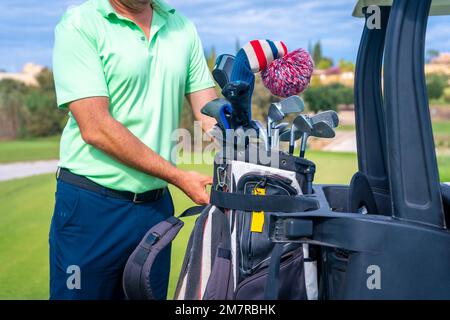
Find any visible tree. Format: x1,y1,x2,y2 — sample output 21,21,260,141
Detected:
426,74,447,100
338,59,355,72
426,49,440,63
444,87,450,103
19,68,68,137
307,41,313,55
206,46,216,70
303,83,353,113
312,41,322,65
0,79,29,139
316,58,333,70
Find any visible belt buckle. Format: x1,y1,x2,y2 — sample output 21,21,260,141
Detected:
133,194,145,204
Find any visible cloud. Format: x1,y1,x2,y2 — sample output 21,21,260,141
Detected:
1,0,450,71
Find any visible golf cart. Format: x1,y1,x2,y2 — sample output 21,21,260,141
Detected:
267,0,450,299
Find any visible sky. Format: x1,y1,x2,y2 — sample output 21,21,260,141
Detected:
1,0,450,72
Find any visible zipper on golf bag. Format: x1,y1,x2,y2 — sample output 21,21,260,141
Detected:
236,172,300,280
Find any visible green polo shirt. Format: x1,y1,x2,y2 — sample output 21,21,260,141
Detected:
53,0,215,193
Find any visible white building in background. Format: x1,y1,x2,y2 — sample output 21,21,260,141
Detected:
0,63,44,86
426,52,450,78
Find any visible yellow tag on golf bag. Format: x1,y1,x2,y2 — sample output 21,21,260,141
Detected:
251,188,266,233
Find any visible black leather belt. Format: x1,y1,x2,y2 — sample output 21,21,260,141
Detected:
56,168,167,204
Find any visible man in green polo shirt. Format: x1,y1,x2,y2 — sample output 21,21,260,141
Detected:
51,0,217,300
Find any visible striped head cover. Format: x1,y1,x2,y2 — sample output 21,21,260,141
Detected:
242,40,288,73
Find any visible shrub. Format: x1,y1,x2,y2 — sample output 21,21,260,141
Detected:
303,83,353,113
427,74,447,100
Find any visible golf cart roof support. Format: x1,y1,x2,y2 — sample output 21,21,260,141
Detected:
354,6,390,191
384,0,445,227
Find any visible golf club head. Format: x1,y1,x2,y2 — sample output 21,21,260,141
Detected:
287,115,313,154
293,114,313,134
274,122,289,132
274,96,305,115
280,128,303,142
201,98,233,130
268,104,285,124
213,54,235,89
268,95,306,138
271,125,291,150
311,110,339,128
311,120,336,139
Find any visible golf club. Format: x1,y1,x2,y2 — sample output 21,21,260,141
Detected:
310,110,339,128
213,54,235,89
289,114,313,154
272,123,291,150
300,119,336,158
201,98,233,131
222,81,252,129
252,120,269,151
267,96,305,148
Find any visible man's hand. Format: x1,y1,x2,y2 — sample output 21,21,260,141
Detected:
173,171,213,205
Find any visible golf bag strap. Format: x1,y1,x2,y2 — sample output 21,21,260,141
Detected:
179,206,207,218
210,189,318,213
264,243,284,300
123,206,205,300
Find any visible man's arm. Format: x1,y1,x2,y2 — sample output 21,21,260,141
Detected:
186,88,218,133
69,96,212,205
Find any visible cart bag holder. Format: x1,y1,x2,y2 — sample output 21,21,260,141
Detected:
123,150,319,300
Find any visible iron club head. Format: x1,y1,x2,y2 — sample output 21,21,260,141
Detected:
267,96,305,148
311,110,339,128
289,114,313,154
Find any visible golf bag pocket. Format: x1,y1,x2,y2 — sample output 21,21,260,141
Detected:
234,247,307,300
236,173,299,279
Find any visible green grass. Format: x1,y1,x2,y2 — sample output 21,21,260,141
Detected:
433,121,450,136
0,151,449,300
0,136,60,163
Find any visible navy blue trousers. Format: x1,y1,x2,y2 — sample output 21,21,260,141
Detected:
49,180,174,300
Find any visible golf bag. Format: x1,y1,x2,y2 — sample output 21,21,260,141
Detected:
123,148,319,300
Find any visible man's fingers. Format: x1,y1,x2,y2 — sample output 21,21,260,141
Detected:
195,192,210,205
205,176,213,185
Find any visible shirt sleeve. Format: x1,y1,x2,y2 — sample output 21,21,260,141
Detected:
184,23,215,94
53,21,109,109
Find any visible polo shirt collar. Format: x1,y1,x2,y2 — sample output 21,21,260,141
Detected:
95,0,175,19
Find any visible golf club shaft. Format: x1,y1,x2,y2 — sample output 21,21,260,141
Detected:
300,132,308,158
272,129,280,149
289,129,296,154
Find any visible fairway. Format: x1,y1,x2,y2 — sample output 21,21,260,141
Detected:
0,136,60,164
0,151,449,299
